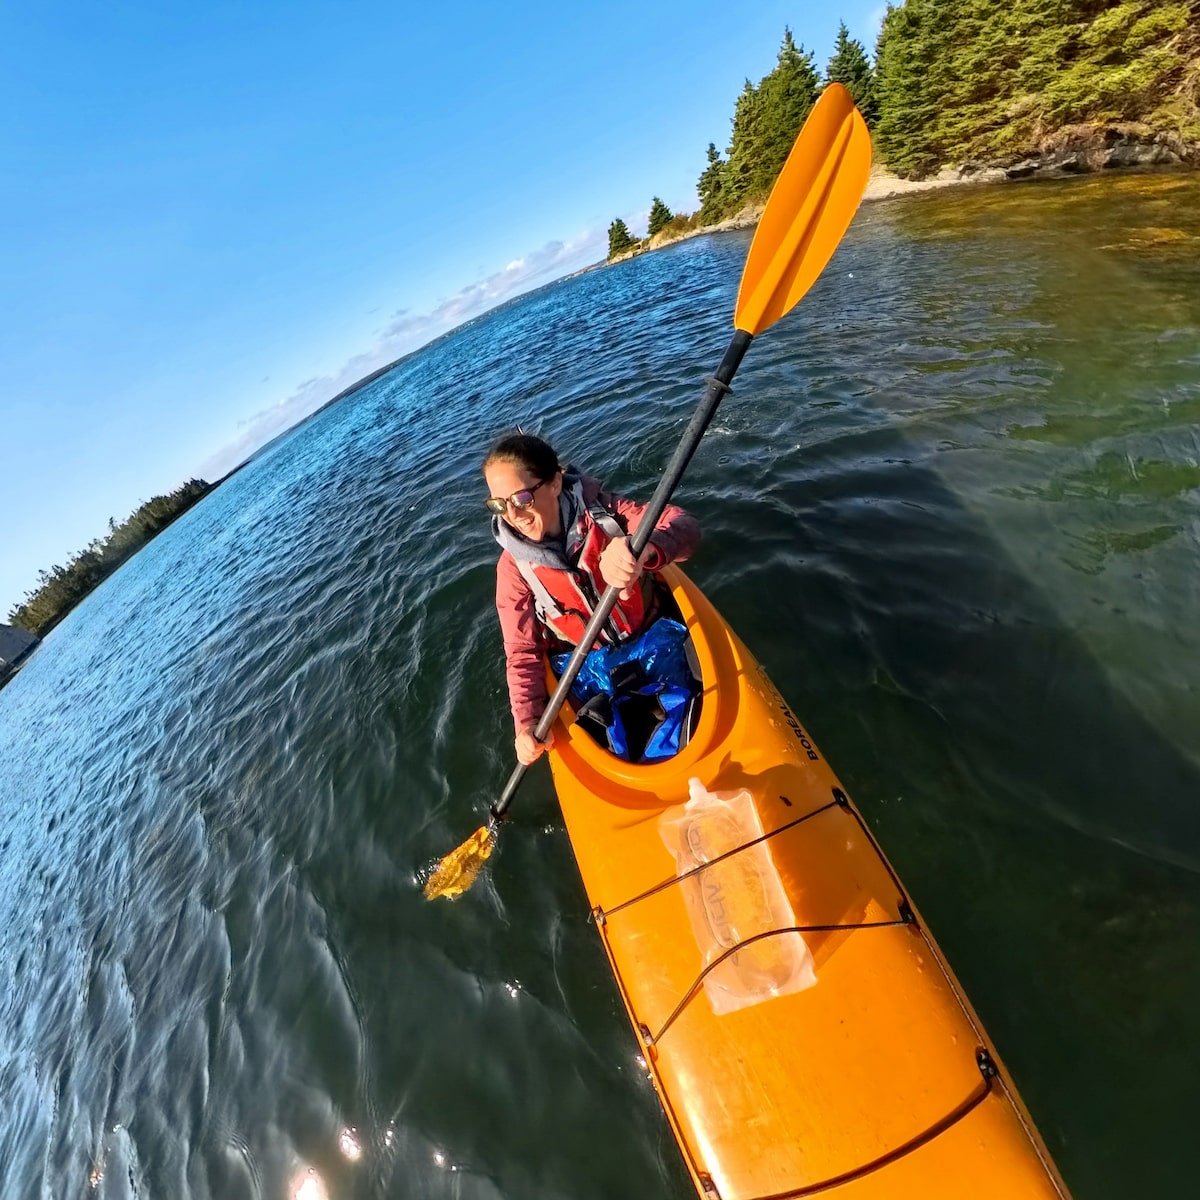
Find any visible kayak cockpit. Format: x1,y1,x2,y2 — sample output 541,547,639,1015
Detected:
549,566,741,809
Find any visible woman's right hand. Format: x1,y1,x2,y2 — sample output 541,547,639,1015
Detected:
515,724,554,765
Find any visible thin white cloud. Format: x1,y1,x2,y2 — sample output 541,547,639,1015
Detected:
196,228,607,480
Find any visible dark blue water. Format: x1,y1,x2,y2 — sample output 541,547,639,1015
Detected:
2,171,1198,1199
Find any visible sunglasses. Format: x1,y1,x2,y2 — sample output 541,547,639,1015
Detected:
484,476,550,515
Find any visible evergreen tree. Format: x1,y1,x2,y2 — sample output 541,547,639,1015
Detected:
874,1,942,177
696,142,728,223
747,30,822,198
647,196,675,236
826,21,879,127
723,78,765,213
872,0,1195,178
607,217,638,258
7,479,211,634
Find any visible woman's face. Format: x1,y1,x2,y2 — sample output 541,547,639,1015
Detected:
484,460,563,542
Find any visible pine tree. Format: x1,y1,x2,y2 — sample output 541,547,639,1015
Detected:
826,21,879,127
648,196,675,236
607,218,638,258
874,1,942,177
749,30,822,197
696,142,728,223
723,79,764,211
870,0,1197,177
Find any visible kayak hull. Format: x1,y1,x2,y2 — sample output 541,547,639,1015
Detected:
547,566,1070,1200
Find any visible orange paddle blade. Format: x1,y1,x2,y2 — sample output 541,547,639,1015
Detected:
735,83,872,335
424,825,496,900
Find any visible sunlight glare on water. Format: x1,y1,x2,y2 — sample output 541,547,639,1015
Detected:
291,1168,330,1200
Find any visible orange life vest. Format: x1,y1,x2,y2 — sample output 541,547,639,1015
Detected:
513,498,649,649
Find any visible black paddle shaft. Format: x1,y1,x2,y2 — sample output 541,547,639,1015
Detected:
489,327,754,823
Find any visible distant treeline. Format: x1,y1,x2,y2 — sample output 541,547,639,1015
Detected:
608,2,1199,256
8,479,212,636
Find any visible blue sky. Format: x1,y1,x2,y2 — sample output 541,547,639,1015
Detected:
1,1,884,616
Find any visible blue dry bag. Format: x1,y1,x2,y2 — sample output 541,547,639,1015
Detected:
550,618,700,763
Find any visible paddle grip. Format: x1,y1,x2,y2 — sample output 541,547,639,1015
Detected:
489,328,754,823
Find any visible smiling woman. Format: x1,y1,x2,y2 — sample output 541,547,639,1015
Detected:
481,430,701,766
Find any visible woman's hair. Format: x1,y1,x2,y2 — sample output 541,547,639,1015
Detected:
482,431,560,482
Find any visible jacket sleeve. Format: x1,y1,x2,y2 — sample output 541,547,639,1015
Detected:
592,479,701,572
495,551,549,732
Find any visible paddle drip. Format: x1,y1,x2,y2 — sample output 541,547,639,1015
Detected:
424,824,496,900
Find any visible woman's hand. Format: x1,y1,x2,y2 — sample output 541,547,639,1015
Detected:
598,537,654,599
515,724,554,765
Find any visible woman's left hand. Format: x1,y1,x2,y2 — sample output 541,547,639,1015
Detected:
599,537,653,599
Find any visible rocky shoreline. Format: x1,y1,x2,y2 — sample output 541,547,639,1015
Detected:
611,123,1198,263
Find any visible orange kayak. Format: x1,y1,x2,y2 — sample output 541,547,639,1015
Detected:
546,565,1071,1199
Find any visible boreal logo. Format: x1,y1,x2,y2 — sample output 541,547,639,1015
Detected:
757,664,819,762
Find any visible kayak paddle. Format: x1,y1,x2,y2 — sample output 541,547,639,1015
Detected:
424,82,871,901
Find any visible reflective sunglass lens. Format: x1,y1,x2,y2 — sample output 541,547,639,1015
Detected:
484,480,543,515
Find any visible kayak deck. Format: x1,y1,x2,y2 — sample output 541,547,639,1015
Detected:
547,567,1070,1199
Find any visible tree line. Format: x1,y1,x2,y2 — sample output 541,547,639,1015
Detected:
608,22,876,259
874,0,1197,177
8,479,212,636
608,2,1198,257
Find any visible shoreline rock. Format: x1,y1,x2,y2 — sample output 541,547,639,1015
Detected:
998,122,1195,180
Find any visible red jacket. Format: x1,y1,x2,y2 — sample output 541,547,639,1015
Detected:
494,471,700,732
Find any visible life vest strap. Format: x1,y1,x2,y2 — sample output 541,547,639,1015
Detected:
585,498,626,541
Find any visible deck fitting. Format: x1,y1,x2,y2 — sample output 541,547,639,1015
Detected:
977,1048,999,1079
